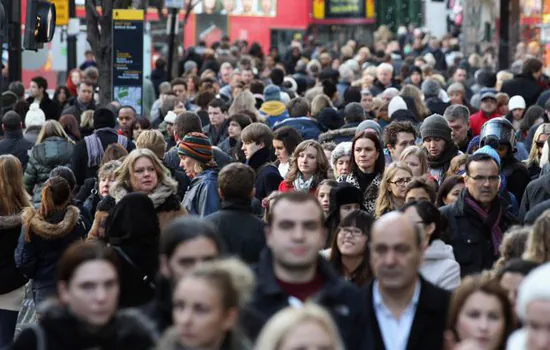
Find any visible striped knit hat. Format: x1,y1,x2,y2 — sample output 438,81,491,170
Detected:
177,132,216,166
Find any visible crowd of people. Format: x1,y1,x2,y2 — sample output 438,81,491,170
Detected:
0,25,550,349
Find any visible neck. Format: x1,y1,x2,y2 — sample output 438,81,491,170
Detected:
274,261,317,284
393,195,404,208
342,255,363,276
379,277,419,318
35,94,43,102
359,166,374,174
301,172,313,181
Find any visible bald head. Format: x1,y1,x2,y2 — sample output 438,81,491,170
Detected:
372,212,423,247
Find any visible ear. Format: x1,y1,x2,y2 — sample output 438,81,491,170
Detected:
250,188,256,199
57,281,69,304
425,222,436,237
218,188,224,200
222,307,239,331
159,254,171,279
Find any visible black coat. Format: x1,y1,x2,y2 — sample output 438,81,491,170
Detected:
162,160,189,201
246,148,282,201
361,276,451,350
0,130,34,169
440,191,518,276
0,214,28,294
206,197,266,264
61,98,96,123
425,97,450,116
502,157,530,204
519,173,550,221
501,73,544,108
26,95,60,121
524,198,550,224
140,278,173,334
245,249,365,350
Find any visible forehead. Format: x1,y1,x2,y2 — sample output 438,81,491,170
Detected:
173,236,219,258
119,108,135,116
71,260,117,284
134,156,154,167
299,146,318,154
355,137,375,148
372,218,416,246
272,200,322,223
396,132,415,140
392,169,411,179
468,160,499,175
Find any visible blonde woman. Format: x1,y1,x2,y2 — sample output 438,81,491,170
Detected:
375,162,413,217
311,94,333,118
79,109,95,137
523,210,550,263
254,304,345,350
400,84,430,120
400,145,429,177
279,140,329,193
24,120,75,206
228,90,261,122
525,123,550,179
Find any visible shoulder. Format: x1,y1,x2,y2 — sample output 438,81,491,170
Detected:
115,308,159,345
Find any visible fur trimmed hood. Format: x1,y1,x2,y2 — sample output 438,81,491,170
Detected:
110,176,178,208
0,214,23,230
22,206,80,241
318,126,357,144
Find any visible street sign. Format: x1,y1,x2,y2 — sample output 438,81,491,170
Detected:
165,0,184,9
50,0,68,26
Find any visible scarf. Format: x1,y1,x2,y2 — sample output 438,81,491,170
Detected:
427,142,459,169
293,174,315,192
84,128,128,167
464,192,503,255
110,178,178,208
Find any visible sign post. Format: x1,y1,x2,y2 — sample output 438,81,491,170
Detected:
112,9,144,116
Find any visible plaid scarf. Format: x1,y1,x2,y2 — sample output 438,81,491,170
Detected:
464,192,503,255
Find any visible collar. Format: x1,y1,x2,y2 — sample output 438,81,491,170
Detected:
373,279,421,312
221,197,252,212
247,147,271,170
3,129,23,139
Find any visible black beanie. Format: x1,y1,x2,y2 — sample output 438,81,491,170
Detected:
317,107,344,131
93,108,116,129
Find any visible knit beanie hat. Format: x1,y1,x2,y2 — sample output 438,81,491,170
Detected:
474,145,501,167
264,84,281,102
177,132,216,166
356,120,382,139
508,95,526,111
420,114,452,142
25,103,46,127
317,107,344,130
388,96,408,118
93,108,116,129
421,79,441,98
164,111,177,124
331,142,352,166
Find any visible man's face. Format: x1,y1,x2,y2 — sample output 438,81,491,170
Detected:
267,199,325,273
173,84,187,100
223,0,235,11
453,69,467,83
448,118,469,145
377,69,392,86
221,67,233,84
242,141,264,160
161,237,219,284
29,82,42,98
465,160,500,206
242,70,254,85
262,0,273,13
208,106,226,127
526,300,550,350
78,84,94,104
389,132,416,161
480,98,497,115
361,95,373,111
423,137,446,158
118,107,136,130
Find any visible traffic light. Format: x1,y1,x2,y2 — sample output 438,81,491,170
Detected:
24,0,56,51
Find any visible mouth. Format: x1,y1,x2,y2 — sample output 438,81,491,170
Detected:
289,247,308,255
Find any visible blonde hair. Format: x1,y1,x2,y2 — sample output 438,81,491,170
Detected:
447,154,468,177
399,145,428,175
400,84,430,120
493,225,530,271
254,304,345,350
136,130,167,159
114,148,171,192
80,110,94,129
98,160,122,181
523,210,550,263
525,123,550,168
284,140,329,186
375,162,413,218
229,90,258,118
310,94,333,118
0,155,31,215
496,71,514,91
36,120,75,144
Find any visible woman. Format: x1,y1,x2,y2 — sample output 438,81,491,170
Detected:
519,105,546,147
0,156,32,347
59,114,82,142
338,130,385,215
493,226,529,271
522,211,550,264
311,94,333,119
24,120,75,207
331,141,352,179
88,148,186,240
219,113,252,162
11,242,157,349
65,68,81,97
375,162,413,217
400,84,431,121
53,86,70,111
329,210,374,287
404,176,437,204
157,258,254,350
402,201,461,290
178,133,220,216
131,117,152,142
228,91,260,122
316,179,338,216
437,175,465,207
76,160,121,219
273,126,303,178
279,140,329,193
446,275,515,350
447,154,468,177
254,304,345,350
400,145,429,177
186,75,200,103
15,177,87,309
325,183,366,249
79,110,95,138
524,123,550,179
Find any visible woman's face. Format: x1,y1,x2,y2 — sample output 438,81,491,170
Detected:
99,176,115,198
405,188,431,203
298,146,319,177
388,169,413,199
273,139,289,164
179,155,199,178
411,72,422,85
133,124,144,140
335,155,351,177
174,101,186,116
71,71,81,85
279,320,335,350
354,138,378,173
58,89,68,103
536,133,549,157
130,157,159,194
173,277,236,349
456,291,506,350
317,185,332,214
187,78,196,92
227,121,242,139
404,155,423,177
340,203,360,219
444,183,465,205
337,225,367,257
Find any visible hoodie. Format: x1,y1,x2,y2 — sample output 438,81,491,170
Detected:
259,101,289,127
419,239,461,291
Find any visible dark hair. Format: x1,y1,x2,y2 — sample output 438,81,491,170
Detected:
329,210,374,287
249,80,265,95
465,153,499,175
53,86,70,103
273,126,303,157
8,81,25,98
521,57,544,75
383,121,416,148
101,143,129,165
49,166,77,192
171,78,188,90
174,111,203,139
119,105,137,116
31,76,48,91
195,91,216,110
269,68,285,85
343,86,362,104
322,80,337,99
13,101,30,122
160,217,224,259
350,130,385,179
287,97,310,118
228,113,252,130
405,177,436,203
497,258,540,279
155,57,166,70
78,80,95,89
437,175,464,207
59,114,82,140
131,117,152,132
219,163,255,199
267,191,324,226
208,98,228,113
37,177,72,222
344,102,365,123
520,105,546,132
2,111,22,131
400,201,445,244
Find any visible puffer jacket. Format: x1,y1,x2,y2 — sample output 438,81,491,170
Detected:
182,169,220,217
419,239,461,290
273,117,324,140
260,101,289,127
24,136,74,206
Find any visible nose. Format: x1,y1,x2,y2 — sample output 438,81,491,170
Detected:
383,249,398,266
179,159,185,168
94,286,108,303
241,143,246,151
290,226,306,242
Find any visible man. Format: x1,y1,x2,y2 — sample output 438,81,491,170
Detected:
171,78,194,111
363,212,450,350
469,91,501,136
241,68,255,85
247,192,364,349
117,106,137,138
206,163,265,264
273,97,323,140
79,50,97,70
219,62,233,86
501,57,545,108
259,85,290,127
372,63,400,95
8,81,25,101
361,89,375,117
441,153,518,276
422,78,450,116
26,76,60,120
497,258,540,308
448,66,473,101
384,121,417,163
202,98,229,146
0,111,34,168
420,114,459,184
150,57,167,98
444,104,472,153
319,102,365,144
62,80,96,122
520,171,550,221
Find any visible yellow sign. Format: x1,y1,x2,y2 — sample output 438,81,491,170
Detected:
113,9,145,21
313,0,325,19
51,0,69,26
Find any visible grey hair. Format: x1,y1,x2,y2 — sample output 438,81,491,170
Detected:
444,104,470,124
516,263,550,320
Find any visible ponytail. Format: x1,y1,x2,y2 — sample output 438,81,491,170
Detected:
39,182,56,219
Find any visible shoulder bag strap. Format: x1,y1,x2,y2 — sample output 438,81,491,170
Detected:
111,246,156,290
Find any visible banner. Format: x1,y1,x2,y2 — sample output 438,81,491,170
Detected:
194,0,277,17
313,0,374,20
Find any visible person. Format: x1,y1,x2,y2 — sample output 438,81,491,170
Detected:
441,153,518,276
15,177,87,309
375,162,413,217
470,91,501,136
446,275,515,350
400,145,429,177
72,108,135,186
246,192,364,349
444,104,472,153
371,62,400,95
278,140,329,193
272,126,303,178
10,242,158,350
62,80,96,121
402,201,461,290
26,76,60,120
202,98,229,147
422,78,450,115
260,85,290,127
363,212,451,349
241,123,283,201
328,209,374,287
338,130,385,215
522,210,550,264
330,141,352,179
0,155,32,347
524,123,550,179
437,175,465,207
157,258,254,350
75,160,120,220
506,95,527,130
131,117,152,141
59,114,82,142
404,176,437,203
496,258,540,309
24,103,46,144
447,153,468,176
316,179,338,215
206,163,266,264
178,133,220,216
421,113,460,184
104,193,159,308
0,111,33,168
218,113,252,162
319,102,365,144
383,121,417,163
117,105,137,139
24,120,75,207
253,304,346,350
501,57,545,108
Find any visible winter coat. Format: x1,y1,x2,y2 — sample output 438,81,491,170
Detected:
75,177,102,218
501,73,544,108
425,97,450,116
182,169,220,217
318,123,359,144
501,157,531,204
206,197,266,264
0,130,34,169
469,110,501,136
246,148,282,201
157,326,252,350
26,95,61,121
273,117,324,140
259,101,290,127
162,160,189,201
164,146,232,173
23,126,42,145
0,213,28,295
426,142,460,185
419,239,461,290
141,278,173,334
337,172,381,216
61,97,96,123
15,206,87,291
524,198,550,224
24,136,74,206
11,302,158,350
203,122,229,147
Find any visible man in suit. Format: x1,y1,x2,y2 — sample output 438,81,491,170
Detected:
364,212,451,350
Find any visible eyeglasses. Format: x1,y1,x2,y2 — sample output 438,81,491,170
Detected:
338,227,364,237
389,177,412,186
470,175,500,183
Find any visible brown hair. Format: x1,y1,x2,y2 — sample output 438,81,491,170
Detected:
447,154,468,177
404,176,437,203
267,191,324,226
59,114,82,140
241,122,273,146
284,140,329,186
523,210,550,263
100,144,129,166
136,130,166,159
493,226,530,271
350,130,385,177
36,120,75,144
375,162,413,217
218,163,256,200
0,155,32,215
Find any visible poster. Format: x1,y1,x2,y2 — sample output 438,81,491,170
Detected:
195,14,229,47
194,0,277,17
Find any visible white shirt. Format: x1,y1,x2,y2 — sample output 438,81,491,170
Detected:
278,162,290,178
373,279,421,350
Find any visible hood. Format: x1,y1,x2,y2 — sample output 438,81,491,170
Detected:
424,239,456,261
260,100,287,116
318,127,357,143
110,176,178,208
22,206,80,241
32,136,74,167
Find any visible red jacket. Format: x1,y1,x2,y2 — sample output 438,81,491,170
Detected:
469,110,501,136
278,180,317,194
